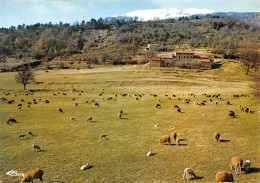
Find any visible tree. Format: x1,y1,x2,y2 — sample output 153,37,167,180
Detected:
240,48,260,75
15,67,34,90
143,50,156,63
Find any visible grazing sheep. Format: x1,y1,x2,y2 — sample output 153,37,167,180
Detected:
172,132,177,141
70,117,75,121
100,134,108,140
21,168,44,183
80,162,90,170
5,121,10,125
244,160,251,173
214,132,220,142
58,108,63,112
118,114,122,119
146,149,152,156
45,100,49,104
177,108,181,113
176,139,180,146
18,134,26,139
74,103,78,106
119,110,123,114
216,171,234,183
230,156,243,174
215,101,218,105
226,101,231,105
170,126,175,130
174,105,179,109
86,116,92,122
159,135,171,145
17,104,22,107
8,118,17,123
32,144,41,152
183,168,197,180
156,104,161,108
72,98,76,101
27,131,33,136
94,103,99,107
228,111,235,118
154,124,160,130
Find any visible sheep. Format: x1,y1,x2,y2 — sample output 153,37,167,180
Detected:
80,162,90,170
18,134,26,139
174,105,179,108
154,124,160,129
170,126,175,130
172,132,177,141
94,103,99,107
183,168,197,180
215,101,218,105
100,134,108,140
45,100,49,104
229,156,243,174
156,104,161,108
226,101,231,105
177,108,181,113
118,114,122,119
5,121,10,125
8,118,17,123
176,139,180,146
21,168,43,183
17,104,22,107
74,103,78,106
70,117,75,121
27,131,33,136
146,149,152,156
32,144,41,152
159,135,171,145
214,132,220,142
216,171,234,183
58,108,63,113
244,160,251,173
86,116,92,122
228,111,235,118
119,110,123,114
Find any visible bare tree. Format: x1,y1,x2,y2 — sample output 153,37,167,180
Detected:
143,50,156,63
15,67,34,90
240,48,260,75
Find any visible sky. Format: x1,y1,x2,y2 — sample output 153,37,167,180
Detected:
0,0,259,28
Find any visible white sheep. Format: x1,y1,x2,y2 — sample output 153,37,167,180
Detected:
183,168,197,180
154,124,160,129
176,139,180,146
146,149,152,156
80,162,90,170
70,117,75,121
244,160,251,173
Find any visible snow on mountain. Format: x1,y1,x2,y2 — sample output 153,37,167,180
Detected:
117,8,215,21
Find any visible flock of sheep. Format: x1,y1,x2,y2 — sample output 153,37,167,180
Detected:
1,90,256,182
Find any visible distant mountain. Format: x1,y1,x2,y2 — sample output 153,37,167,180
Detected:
245,12,260,25
105,8,257,21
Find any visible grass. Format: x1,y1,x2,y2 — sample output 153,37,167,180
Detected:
0,61,259,183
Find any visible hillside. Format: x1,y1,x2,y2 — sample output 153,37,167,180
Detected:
0,16,259,71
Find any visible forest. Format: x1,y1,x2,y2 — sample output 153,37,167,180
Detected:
0,16,259,65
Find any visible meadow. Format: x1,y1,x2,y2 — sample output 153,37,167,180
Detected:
0,60,259,183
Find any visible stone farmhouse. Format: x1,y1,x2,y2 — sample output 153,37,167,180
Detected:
150,50,214,69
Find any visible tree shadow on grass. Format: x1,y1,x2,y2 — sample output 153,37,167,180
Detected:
196,176,204,180
247,167,260,174
179,139,187,141
220,139,230,142
120,117,128,120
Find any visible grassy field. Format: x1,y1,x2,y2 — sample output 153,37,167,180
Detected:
0,60,259,183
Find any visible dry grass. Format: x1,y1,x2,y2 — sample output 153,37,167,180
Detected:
0,61,259,183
